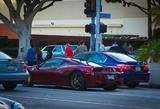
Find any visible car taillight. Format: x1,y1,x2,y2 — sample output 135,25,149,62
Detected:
24,66,27,70
117,64,133,70
88,66,94,71
143,66,149,70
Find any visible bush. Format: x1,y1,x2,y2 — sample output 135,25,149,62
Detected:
135,39,160,63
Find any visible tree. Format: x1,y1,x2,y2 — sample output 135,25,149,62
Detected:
0,0,61,59
151,4,160,28
105,0,160,39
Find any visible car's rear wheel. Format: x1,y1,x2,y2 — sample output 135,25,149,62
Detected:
23,73,34,87
126,82,139,88
2,82,17,90
103,83,117,91
70,71,85,90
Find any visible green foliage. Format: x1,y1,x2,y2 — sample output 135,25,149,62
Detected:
135,39,160,63
151,5,160,28
105,0,121,3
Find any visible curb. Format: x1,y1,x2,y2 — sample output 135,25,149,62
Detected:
138,83,160,89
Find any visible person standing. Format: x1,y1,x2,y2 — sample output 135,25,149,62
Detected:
26,43,36,66
127,43,133,54
78,42,87,53
100,41,105,52
112,42,119,47
122,42,128,52
75,42,81,55
81,42,87,52
44,47,53,61
35,47,43,65
65,43,73,57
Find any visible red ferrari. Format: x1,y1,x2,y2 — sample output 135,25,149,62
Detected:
25,57,123,91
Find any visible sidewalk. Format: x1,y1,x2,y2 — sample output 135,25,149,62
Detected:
138,82,160,89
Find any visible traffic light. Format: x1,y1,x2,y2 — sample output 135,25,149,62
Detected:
84,0,96,17
85,24,95,33
100,23,107,33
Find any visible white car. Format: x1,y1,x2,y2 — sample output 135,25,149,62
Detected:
41,45,77,59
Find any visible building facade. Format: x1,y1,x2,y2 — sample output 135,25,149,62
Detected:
0,0,148,40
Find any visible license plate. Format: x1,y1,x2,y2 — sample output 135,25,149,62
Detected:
107,75,114,80
7,65,17,72
135,67,141,71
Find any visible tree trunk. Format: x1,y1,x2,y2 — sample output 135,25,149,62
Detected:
17,24,31,60
148,0,152,40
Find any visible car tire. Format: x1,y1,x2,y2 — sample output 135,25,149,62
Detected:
103,83,117,91
70,71,85,90
2,82,17,90
23,73,34,87
126,82,139,88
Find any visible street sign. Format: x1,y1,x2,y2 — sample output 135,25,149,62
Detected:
100,13,111,19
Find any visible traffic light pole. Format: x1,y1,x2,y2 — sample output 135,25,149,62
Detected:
90,16,95,51
95,0,101,52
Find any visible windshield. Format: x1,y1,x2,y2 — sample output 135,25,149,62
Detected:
106,52,136,62
0,52,12,59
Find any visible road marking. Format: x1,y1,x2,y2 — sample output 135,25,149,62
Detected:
2,94,153,109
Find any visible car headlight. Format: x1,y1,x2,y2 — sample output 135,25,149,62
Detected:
14,103,25,109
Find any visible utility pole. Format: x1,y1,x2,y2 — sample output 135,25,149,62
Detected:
90,17,95,51
95,0,101,52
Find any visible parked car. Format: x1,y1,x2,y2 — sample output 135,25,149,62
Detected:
41,45,77,59
0,51,29,90
75,52,150,88
25,57,123,91
105,46,127,54
0,96,25,109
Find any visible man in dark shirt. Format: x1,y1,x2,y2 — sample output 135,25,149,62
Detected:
65,43,73,58
26,43,36,66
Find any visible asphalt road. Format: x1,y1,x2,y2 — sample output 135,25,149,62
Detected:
0,85,160,109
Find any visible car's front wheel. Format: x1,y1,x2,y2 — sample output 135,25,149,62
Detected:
2,82,17,90
70,71,85,90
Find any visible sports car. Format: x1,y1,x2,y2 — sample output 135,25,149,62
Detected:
25,57,123,91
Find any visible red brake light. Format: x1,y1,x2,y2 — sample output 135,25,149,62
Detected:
24,66,27,70
144,66,149,70
88,66,94,71
117,65,133,70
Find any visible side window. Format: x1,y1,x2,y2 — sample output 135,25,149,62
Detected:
41,59,67,68
87,54,102,63
75,54,87,60
100,55,107,63
53,46,61,52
